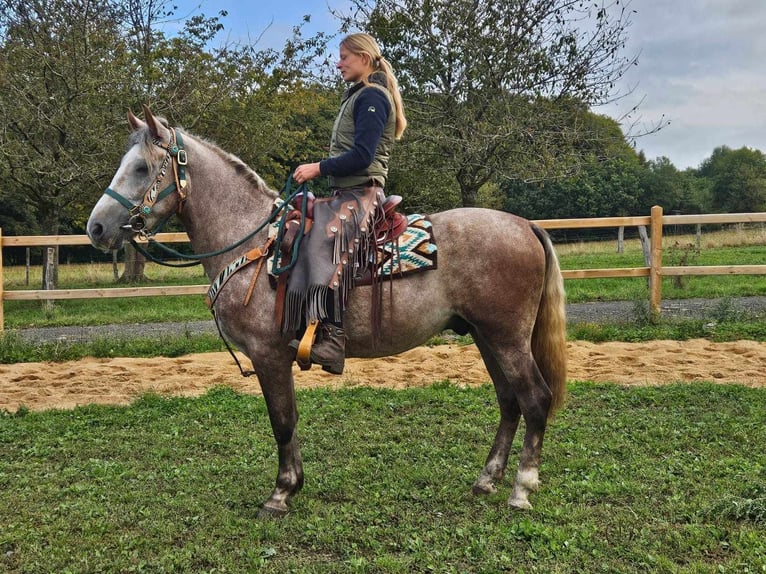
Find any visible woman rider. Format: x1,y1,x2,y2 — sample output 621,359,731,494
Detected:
289,32,407,374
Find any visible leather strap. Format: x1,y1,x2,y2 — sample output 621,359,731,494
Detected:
243,238,273,307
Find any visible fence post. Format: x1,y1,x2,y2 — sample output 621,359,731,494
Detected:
43,247,56,312
0,227,4,331
649,205,664,317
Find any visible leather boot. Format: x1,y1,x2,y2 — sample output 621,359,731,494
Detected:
289,324,346,375
310,324,346,374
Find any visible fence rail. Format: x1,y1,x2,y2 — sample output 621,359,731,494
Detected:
1,207,765,330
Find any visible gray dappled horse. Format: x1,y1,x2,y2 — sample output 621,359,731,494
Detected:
87,106,568,516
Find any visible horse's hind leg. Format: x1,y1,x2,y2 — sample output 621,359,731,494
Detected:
471,333,521,496
472,332,552,510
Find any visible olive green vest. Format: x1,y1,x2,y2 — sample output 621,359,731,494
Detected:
328,78,397,188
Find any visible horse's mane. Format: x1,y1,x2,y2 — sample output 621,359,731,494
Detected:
128,118,277,198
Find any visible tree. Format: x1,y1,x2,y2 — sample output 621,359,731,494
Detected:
0,0,130,236
338,0,639,207
0,0,133,288
698,146,766,213
505,153,644,221
503,111,645,221
636,156,703,214
0,0,334,284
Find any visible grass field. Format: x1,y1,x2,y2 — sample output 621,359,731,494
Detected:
1,382,765,573
1,229,764,572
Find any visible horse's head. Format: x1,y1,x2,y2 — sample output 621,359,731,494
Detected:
87,105,187,251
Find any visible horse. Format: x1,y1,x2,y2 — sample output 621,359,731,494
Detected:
87,105,567,516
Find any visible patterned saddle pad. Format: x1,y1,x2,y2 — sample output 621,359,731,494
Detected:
377,214,437,278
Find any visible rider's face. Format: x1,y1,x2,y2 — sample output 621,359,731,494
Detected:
336,46,371,83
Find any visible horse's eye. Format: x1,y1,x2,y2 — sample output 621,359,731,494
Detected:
136,162,149,175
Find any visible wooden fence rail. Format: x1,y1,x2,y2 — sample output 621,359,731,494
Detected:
1,207,765,331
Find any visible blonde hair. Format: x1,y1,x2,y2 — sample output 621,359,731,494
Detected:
340,33,407,139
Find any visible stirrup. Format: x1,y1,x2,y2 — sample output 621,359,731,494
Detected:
294,320,319,371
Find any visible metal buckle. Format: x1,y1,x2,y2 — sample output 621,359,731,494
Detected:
128,214,146,231
176,149,187,165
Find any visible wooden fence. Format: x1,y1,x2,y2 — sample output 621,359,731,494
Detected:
1,207,765,331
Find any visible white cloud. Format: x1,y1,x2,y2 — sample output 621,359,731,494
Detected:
601,0,766,168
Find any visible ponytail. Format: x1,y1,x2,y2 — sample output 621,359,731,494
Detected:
376,56,408,140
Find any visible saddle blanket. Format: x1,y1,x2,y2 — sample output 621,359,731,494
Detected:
377,214,437,278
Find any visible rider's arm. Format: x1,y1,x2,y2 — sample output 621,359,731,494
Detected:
319,87,391,177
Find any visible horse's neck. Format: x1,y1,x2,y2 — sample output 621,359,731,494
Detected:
179,139,277,279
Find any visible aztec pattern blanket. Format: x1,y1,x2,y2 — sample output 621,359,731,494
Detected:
378,214,437,278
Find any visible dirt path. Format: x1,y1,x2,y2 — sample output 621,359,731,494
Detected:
2,339,765,412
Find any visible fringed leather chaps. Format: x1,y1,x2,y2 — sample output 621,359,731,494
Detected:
282,186,385,334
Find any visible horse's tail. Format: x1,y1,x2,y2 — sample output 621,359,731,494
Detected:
530,224,567,416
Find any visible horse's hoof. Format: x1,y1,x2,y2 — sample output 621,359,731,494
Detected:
471,481,497,496
508,497,533,511
258,503,290,519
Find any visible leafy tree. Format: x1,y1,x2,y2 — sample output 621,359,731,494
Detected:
338,0,639,207
505,153,644,222
0,0,130,236
0,0,337,285
698,146,766,213
682,168,714,214
0,0,134,287
502,109,645,221
636,156,701,214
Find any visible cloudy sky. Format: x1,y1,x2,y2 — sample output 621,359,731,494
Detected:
172,0,766,170
603,0,766,169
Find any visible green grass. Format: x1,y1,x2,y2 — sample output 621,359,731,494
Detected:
2,261,210,329
569,319,766,343
1,383,765,572
3,295,210,329
2,315,764,364
2,260,208,290
0,331,227,363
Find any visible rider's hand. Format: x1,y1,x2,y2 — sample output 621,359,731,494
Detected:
294,162,321,184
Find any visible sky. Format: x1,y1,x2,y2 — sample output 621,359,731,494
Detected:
169,0,766,170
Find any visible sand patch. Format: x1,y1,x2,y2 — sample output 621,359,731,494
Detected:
1,339,764,412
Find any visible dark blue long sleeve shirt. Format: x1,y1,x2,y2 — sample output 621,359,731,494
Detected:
319,87,392,178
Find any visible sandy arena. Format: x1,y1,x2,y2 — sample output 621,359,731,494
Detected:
1,339,765,412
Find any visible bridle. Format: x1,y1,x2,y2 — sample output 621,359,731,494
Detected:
103,128,188,239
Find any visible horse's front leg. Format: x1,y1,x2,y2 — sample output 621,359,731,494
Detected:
255,361,304,517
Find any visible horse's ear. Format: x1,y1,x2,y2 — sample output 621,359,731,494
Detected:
127,109,145,132
142,104,170,141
